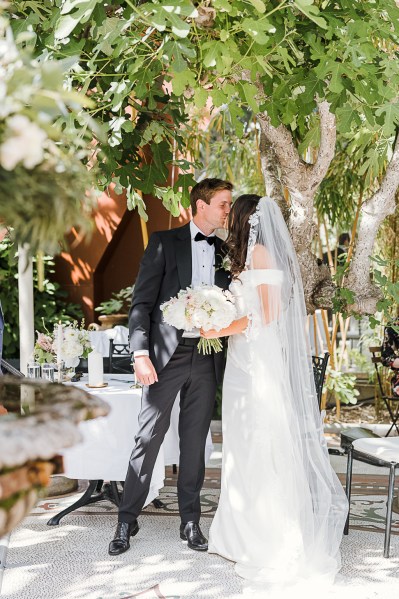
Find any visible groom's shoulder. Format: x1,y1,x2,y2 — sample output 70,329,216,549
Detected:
152,223,190,242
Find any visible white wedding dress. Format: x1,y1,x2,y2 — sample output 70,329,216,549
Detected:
208,199,348,596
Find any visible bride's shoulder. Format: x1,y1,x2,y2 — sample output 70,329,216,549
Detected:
251,244,273,269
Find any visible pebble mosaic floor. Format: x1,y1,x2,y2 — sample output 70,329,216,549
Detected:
2,433,399,598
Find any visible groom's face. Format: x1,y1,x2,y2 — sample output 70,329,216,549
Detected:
200,190,232,230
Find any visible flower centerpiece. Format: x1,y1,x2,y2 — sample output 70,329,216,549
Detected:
34,322,92,375
161,285,236,354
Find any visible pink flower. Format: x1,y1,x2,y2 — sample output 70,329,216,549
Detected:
36,332,53,352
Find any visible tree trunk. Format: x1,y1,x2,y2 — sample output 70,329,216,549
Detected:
257,102,336,313
258,130,289,221
346,134,399,313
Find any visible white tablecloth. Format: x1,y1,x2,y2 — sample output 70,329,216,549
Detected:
89,326,129,357
62,374,213,505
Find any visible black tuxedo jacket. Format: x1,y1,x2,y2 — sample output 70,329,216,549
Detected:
129,223,230,383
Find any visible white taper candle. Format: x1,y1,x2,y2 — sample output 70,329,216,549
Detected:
88,349,103,387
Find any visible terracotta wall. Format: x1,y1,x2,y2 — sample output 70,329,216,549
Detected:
54,186,189,325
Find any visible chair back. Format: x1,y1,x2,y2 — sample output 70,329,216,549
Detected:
312,352,330,409
369,345,391,398
109,340,132,374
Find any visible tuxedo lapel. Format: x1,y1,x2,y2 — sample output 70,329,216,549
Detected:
175,224,192,289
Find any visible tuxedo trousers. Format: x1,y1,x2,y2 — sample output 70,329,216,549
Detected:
118,342,217,524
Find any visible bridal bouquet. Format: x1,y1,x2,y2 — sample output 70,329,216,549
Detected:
161,285,236,354
34,322,92,368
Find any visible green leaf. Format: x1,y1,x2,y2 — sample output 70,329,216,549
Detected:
148,1,197,36
213,0,233,12
264,100,280,127
241,82,259,113
126,188,148,221
202,41,223,68
168,41,187,73
164,11,191,38
293,0,327,29
336,105,361,134
172,69,196,96
211,88,228,107
194,87,208,108
248,0,266,13
375,103,399,137
298,123,320,154
173,173,196,206
55,0,103,39
241,18,270,45
154,186,181,217
329,63,344,94
228,102,245,137
220,30,229,42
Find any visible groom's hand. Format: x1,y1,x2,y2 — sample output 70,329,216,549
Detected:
134,356,158,386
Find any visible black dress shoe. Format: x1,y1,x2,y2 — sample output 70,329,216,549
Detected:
180,521,208,551
108,520,139,556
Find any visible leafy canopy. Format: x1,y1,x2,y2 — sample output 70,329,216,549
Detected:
11,0,399,215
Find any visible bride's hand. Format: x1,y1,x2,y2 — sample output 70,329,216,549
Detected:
200,328,220,339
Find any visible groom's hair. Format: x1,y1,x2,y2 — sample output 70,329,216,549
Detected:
190,178,233,215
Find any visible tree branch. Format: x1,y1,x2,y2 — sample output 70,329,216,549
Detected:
258,129,289,221
257,115,308,192
346,133,399,313
242,71,337,313
309,101,336,191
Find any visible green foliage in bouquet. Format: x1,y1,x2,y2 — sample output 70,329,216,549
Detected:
0,235,82,359
0,9,99,254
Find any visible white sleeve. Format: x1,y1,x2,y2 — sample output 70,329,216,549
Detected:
248,269,284,287
134,350,149,358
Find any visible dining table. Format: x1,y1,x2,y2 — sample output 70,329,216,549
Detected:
48,373,213,525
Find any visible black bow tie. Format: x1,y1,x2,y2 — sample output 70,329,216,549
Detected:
194,232,215,245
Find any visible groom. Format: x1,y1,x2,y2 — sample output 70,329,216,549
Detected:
109,178,233,556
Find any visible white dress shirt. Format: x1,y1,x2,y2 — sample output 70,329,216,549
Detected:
182,221,215,338
134,221,215,357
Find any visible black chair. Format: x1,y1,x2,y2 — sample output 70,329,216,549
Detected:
311,352,342,458
342,345,399,557
109,340,132,374
369,345,399,436
344,434,399,557
312,352,330,410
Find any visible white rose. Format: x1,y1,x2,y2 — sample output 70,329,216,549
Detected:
162,300,191,330
0,115,47,170
192,307,212,328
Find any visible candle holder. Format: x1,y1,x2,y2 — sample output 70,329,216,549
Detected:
27,361,41,379
85,382,108,389
56,360,64,384
41,363,55,382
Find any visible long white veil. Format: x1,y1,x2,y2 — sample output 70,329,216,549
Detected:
240,196,348,586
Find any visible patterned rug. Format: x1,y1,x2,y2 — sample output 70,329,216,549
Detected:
32,486,219,518
31,479,399,539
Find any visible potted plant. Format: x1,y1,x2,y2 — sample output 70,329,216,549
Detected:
95,285,134,329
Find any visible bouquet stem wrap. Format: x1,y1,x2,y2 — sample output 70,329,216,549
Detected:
197,337,223,355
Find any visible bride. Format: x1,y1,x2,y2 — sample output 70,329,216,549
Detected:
201,195,348,593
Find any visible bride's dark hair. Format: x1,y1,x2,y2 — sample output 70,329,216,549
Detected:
225,194,261,278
